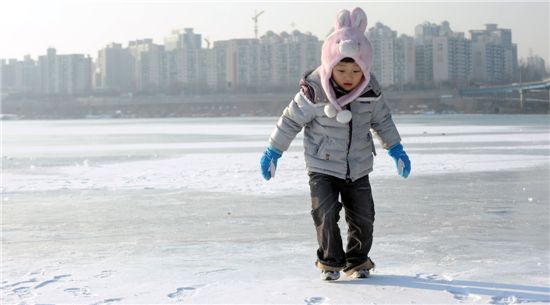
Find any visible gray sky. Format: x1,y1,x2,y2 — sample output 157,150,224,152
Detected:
1,0,548,64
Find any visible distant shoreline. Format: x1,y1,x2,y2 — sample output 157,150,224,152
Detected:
1,90,547,120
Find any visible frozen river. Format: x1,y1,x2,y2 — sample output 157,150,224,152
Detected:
1,115,549,304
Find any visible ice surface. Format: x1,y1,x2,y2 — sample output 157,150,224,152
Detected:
2,115,549,304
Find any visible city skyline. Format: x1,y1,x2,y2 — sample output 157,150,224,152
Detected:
1,1,548,64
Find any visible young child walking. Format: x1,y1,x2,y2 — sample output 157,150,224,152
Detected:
260,7,411,281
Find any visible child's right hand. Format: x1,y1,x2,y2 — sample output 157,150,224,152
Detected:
260,146,282,181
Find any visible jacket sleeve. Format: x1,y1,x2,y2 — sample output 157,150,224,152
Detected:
370,93,402,150
269,92,316,152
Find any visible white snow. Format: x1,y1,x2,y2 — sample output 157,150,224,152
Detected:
2,151,549,195
2,115,549,304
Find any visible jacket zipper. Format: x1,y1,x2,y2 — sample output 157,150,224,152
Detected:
345,105,352,182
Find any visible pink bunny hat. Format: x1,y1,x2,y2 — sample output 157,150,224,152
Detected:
320,7,374,114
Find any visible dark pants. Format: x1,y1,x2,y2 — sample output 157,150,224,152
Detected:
308,172,375,272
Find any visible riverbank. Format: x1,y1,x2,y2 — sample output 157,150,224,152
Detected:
1,90,548,120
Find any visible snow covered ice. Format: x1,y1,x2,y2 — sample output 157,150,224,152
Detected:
1,115,549,304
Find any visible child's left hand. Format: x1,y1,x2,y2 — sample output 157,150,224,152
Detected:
388,144,411,178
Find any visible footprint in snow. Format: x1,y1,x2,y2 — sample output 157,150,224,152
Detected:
446,288,471,301
95,270,114,278
491,295,521,305
416,273,438,280
305,296,327,305
11,286,32,298
2,278,38,289
168,287,197,299
34,274,71,289
64,287,92,297
91,298,124,305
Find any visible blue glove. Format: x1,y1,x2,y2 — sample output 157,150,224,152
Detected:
260,145,282,181
388,144,411,178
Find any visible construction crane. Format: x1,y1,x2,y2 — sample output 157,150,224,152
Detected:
252,10,264,39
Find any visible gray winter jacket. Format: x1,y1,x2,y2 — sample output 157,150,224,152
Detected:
269,67,402,181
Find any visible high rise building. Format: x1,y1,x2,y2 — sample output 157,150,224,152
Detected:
415,43,433,84
368,23,397,87
414,21,472,86
164,28,202,51
95,43,133,93
368,23,415,88
260,30,322,90
394,35,416,86
57,54,92,95
415,22,442,39
414,22,439,84
526,55,546,75
128,39,165,93
200,46,220,91
37,48,58,95
164,28,202,93
260,31,287,90
213,39,261,91
432,33,471,85
283,30,322,86
1,55,37,95
470,24,517,84
36,48,92,95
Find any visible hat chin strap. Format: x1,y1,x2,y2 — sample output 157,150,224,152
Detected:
321,69,370,125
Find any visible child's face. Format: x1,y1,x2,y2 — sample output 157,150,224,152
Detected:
331,62,364,91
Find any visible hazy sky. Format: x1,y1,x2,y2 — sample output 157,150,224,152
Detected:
1,0,548,64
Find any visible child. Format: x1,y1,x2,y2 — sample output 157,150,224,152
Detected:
260,7,411,281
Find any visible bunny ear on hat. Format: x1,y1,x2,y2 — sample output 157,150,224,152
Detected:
350,7,368,33
335,9,352,30
336,8,367,32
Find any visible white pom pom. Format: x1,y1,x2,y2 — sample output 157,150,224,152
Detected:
336,110,352,124
324,104,337,118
